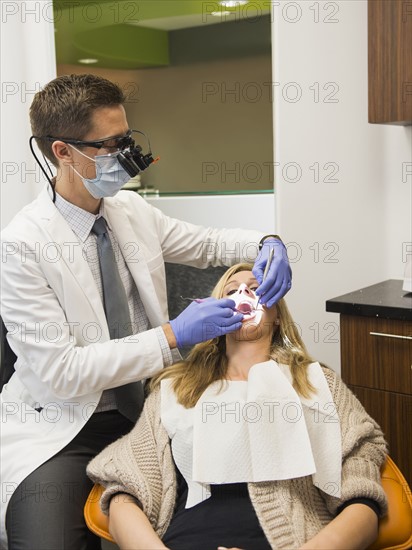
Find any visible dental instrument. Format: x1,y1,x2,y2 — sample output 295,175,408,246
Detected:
256,247,275,308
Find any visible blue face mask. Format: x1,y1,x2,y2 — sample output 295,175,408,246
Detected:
69,146,131,199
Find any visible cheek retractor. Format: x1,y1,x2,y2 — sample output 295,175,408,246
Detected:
231,284,264,325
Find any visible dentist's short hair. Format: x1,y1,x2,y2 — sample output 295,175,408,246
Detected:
30,74,125,167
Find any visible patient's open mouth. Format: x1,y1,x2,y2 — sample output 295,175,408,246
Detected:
236,301,254,315
230,285,262,325
235,301,259,322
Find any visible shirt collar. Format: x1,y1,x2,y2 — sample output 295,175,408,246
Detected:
52,189,110,242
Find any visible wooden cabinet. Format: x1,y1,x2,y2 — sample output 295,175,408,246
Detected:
340,316,412,394
368,0,412,125
340,314,412,485
326,280,412,486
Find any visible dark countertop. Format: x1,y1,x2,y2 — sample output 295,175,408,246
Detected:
326,279,412,321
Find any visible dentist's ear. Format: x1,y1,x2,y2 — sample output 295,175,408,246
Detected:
52,140,73,163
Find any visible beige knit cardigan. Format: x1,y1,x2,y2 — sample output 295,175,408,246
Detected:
87,366,388,549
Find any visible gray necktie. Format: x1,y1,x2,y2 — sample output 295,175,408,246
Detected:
91,217,144,422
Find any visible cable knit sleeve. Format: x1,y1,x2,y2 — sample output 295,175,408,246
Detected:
320,366,388,517
86,388,177,536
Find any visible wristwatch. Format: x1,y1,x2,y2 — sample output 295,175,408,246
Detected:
258,234,282,251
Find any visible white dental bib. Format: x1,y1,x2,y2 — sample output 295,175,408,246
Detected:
160,361,342,509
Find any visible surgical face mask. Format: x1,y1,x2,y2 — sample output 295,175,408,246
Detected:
69,145,131,199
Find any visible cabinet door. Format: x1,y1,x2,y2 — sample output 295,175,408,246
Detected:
349,385,412,487
368,0,412,124
340,315,412,394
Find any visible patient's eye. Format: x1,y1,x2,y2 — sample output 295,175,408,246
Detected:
226,289,237,296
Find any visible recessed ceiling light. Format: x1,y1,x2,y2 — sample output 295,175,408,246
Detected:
219,1,248,6
78,58,99,64
211,10,232,16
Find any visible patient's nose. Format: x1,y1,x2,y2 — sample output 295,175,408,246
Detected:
238,283,253,296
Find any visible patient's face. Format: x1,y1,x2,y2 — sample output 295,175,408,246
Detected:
222,270,278,340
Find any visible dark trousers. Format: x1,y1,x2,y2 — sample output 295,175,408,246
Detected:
5,411,133,550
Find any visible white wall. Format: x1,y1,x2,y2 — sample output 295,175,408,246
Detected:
0,1,56,229
382,128,412,280
145,193,275,233
272,0,412,372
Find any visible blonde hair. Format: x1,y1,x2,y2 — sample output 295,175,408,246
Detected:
151,263,315,407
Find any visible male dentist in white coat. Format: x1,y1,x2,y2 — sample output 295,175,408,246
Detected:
0,74,291,549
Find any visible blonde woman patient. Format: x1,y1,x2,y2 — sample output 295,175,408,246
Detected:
87,263,387,550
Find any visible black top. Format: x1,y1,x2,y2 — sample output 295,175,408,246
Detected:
162,468,271,550
161,468,381,550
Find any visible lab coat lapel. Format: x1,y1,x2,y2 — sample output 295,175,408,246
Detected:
36,188,108,329
104,199,165,327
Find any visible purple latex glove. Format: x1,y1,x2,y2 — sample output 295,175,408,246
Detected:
253,238,292,307
170,297,243,348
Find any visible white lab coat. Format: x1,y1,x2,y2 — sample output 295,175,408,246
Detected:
0,187,263,546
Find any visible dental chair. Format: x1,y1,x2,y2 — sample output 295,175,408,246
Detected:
165,263,226,356
85,455,412,549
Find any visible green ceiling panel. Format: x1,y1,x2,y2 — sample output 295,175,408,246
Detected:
53,0,271,69
73,25,169,69
53,0,269,24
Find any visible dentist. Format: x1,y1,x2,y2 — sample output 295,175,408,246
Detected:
0,74,291,549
